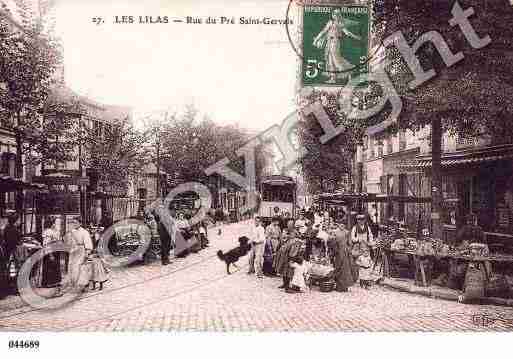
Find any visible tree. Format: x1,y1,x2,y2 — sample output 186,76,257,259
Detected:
373,0,513,139
298,86,373,194
158,104,269,193
82,119,147,193
0,0,82,210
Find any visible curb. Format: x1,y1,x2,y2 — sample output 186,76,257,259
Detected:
380,278,513,306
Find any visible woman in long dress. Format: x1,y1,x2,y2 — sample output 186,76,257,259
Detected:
313,9,362,84
41,217,62,288
66,218,93,291
332,226,357,292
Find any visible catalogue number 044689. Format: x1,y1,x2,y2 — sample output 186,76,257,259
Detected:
8,340,40,349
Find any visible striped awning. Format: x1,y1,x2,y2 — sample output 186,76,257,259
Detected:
397,146,513,171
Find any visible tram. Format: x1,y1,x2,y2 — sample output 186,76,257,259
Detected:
258,175,297,225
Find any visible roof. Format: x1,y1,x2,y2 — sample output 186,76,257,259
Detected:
50,85,132,124
261,175,295,186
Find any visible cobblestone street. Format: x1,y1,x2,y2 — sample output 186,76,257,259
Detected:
1,221,513,332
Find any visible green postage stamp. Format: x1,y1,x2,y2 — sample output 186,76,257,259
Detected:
302,5,370,86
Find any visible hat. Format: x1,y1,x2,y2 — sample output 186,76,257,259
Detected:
356,214,365,220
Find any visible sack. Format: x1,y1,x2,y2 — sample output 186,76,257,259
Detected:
486,274,510,298
309,263,334,277
464,265,486,300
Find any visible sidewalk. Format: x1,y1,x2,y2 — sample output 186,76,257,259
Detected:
0,220,251,315
380,277,513,307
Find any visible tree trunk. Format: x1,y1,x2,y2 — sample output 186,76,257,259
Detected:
15,131,24,215
431,117,443,240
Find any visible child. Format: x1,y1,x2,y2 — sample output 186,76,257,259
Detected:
89,252,109,291
289,257,310,293
356,248,373,290
199,221,209,249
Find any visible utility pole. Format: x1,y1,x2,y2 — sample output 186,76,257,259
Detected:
356,141,364,213
431,117,443,240
155,112,166,202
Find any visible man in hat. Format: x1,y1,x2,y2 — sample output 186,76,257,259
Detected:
349,214,375,261
295,213,308,237
2,214,21,266
248,217,266,278
303,220,319,261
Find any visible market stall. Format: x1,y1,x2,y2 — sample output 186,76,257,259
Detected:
1,176,48,291
376,227,513,302
315,190,513,302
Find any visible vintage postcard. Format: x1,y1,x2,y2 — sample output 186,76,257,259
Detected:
1,0,513,354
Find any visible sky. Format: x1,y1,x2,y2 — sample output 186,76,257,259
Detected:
50,0,301,132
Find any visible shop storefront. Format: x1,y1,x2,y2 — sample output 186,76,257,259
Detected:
32,173,90,237
398,143,513,252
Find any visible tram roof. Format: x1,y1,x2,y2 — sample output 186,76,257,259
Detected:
261,175,295,186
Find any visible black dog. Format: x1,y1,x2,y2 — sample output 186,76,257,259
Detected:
217,236,251,274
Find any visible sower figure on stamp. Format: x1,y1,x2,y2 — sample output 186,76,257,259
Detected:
313,9,362,84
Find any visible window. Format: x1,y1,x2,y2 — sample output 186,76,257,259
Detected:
387,136,393,154
399,130,406,151
380,176,387,194
387,175,395,195
377,140,383,157
1,152,10,175
398,174,407,221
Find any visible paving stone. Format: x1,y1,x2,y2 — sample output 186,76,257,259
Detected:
1,221,513,332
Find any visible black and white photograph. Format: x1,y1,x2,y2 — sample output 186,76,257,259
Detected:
1,0,513,357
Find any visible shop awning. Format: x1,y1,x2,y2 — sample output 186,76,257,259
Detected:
315,192,377,204
315,192,431,204
397,144,513,171
0,175,47,192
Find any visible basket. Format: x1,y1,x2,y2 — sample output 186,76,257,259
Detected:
319,280,336,292
486,274,510,298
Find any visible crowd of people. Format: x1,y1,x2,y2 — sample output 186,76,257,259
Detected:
0,213,109,299
2,204,383,300
147,207,214,265
245,209,383,293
